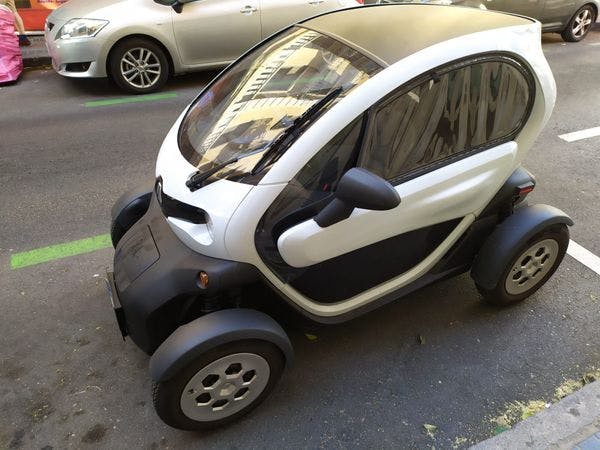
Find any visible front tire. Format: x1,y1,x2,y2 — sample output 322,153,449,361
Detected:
477,225,569,306
561,4,596,42
109,38,169,94
152,340,285,430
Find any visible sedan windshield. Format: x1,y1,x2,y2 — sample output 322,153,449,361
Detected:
178,26,381,185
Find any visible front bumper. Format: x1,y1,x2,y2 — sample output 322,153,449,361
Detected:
44,23,110,78
110,194,257,355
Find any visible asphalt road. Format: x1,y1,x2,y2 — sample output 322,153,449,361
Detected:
1,30,599,449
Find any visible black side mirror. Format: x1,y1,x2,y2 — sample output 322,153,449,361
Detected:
314,168,401,228
171,0,183,13
154,0,183,13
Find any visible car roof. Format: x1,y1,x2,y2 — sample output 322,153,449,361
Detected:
301,4,534,66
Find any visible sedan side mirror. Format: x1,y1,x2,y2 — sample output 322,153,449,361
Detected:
154,0,184,13
314,168,401,228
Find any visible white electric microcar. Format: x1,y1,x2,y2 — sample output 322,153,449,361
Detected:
107,4,573,430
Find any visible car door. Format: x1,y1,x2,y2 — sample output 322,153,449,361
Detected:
259,0,343,38
256,56,536,308
492,0,547,21
538,0,578,29
172,0,261,67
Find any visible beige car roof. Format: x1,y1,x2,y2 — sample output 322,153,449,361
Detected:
301,4,534,66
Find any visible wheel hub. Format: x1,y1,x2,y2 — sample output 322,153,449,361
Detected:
180,353,270,422
505,239,560,295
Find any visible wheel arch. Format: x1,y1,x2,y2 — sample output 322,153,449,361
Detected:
149,309,294,383
585,1,598,17
106,34,176,79
471,204,573,290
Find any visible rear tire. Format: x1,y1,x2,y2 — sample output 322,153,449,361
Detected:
477,225,569,306
109,38,169,94
561,4,596,42
152,340,285,430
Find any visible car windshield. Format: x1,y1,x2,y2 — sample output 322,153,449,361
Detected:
178,26,382,185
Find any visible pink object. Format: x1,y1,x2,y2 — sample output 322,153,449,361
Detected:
0,7,23,84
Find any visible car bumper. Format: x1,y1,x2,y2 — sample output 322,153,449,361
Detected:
110,194,257,355
44,26,110,78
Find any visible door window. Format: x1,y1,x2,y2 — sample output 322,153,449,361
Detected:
255,115,365,280
360,58,534,183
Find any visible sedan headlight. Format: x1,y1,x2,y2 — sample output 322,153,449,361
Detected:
56,18,108,40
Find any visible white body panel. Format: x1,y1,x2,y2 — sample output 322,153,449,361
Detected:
155,17,556,317
277,142,518,268
156,116,253,260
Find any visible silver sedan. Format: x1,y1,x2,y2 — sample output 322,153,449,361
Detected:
45,0,361,93
369,0,599,42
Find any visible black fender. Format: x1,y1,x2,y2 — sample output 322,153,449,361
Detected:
149,309,294,383
110,181,154,246
471,204,573,290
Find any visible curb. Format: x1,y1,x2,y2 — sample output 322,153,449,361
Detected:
21,33,51,69
471,381,600,450
23,56,52,69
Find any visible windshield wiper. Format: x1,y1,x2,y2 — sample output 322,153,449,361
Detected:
251,86,344,176
186,157,238,192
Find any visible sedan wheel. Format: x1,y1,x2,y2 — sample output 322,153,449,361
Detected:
109,38,169,94
120,48,162,90
561,5,596,42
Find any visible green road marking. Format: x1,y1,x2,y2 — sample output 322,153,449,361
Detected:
85,93,177,107
11,234,112,269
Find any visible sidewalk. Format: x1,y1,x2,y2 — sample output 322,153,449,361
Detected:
472,380,600,450
21,34,51,68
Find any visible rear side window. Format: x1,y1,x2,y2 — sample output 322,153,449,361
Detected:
360,58,534,182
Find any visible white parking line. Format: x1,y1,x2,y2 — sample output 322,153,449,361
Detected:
567,240,600,276
558,126,600,142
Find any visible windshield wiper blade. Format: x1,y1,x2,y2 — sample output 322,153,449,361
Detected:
251,86,344,176
186,157,238,192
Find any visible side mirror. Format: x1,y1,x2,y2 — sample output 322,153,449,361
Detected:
154,0,184,13
314,168,401,228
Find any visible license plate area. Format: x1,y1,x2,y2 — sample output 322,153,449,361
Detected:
105,271,128,339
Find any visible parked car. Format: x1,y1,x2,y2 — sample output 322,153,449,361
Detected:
368,0,598,42
44,0,362,94
106,4,572,430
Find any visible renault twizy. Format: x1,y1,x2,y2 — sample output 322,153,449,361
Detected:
107,4,573,430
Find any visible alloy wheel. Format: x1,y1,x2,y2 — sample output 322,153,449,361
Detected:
572,8,594,39
120,47,162,90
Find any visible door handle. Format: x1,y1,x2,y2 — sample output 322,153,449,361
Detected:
308,0,324,4
240,5,258,14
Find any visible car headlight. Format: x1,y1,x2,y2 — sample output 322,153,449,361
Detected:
56,18,108,40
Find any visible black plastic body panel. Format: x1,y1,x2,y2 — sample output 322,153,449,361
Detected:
471,204,573,290
149,308,293,382
113,194,258,354
290,218,460,302
111,181,154,228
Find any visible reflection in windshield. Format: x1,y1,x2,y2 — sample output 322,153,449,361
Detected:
179,27,381,184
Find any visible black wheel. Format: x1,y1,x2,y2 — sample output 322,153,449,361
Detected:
152,340,285,430
561,4,596,42
109,38,169,94
477,224,569,306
